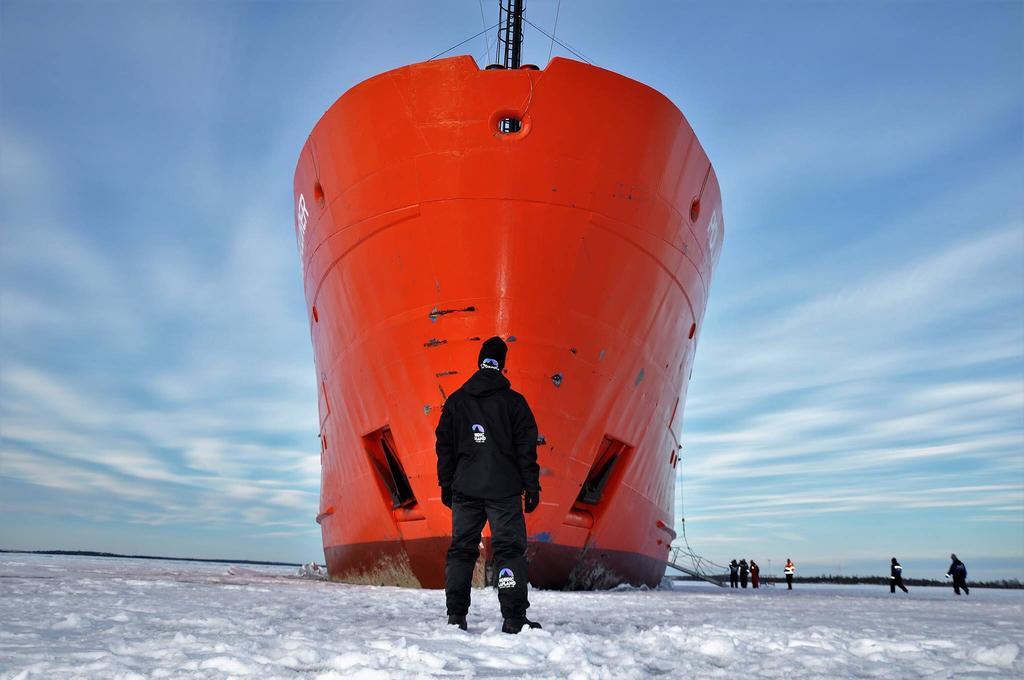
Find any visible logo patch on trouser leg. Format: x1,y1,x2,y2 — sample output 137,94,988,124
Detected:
497,567,517,589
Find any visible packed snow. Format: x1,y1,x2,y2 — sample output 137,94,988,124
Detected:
1,554,1021,678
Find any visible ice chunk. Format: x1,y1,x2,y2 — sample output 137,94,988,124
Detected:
297,562,327,579
52,613,82,630
698,635,737,667
199,656,252,674
973,644,1019,668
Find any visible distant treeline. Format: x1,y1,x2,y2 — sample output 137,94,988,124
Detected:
0,549,301,568
781,574,1024,589
673,574,1023,589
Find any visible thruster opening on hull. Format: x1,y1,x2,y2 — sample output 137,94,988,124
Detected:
576,437,631,506
363,427,417,509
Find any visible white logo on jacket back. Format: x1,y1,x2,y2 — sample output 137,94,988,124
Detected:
472,423,486,444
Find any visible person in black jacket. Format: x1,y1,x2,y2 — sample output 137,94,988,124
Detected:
947,554,969,595
729,559,739,588
436,336,542,634
739,559,749,588
890,557,908,593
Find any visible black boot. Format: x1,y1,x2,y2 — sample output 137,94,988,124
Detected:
502,617,542,634
447,614,467,631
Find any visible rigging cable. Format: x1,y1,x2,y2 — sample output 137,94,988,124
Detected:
522,16,593,64
477,0,493,64
428,23,501,61
546,0,561,64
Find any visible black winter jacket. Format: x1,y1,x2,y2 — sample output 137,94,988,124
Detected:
948,558,967,579
435,368,540,499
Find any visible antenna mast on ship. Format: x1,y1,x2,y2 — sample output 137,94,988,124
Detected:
496,0,525,69
492,0,526,134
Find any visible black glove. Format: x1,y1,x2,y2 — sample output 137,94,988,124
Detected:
524,490,540,513
441,486,452,509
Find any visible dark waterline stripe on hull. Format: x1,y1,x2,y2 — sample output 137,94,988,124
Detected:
324,538,667,590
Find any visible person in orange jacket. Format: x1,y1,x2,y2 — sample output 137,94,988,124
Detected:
784,558,795,590
750,560,760,589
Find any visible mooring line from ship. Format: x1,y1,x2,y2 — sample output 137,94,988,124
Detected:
519,68,536,120
674,453,729,584
428,23,501,61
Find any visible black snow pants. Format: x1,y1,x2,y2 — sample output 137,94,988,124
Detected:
730,573,738,588
953,576,969,595
890,576,908,593
786,574,793,590
446,493,529,619
740,572,748,588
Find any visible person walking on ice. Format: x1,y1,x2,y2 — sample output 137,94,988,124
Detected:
890,557,908,594
784,558,795,590
946,554,969,595
729,559,739,588
750,560,760,589
739,559,749,588
435,336,543,634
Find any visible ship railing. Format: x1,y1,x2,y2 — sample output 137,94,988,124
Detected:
666,544,728,587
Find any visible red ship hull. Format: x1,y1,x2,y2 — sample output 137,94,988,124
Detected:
293,56,723,589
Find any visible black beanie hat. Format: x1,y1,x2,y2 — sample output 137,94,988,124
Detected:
478,336,508,371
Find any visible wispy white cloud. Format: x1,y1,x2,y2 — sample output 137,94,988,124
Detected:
0,105,321,558
679,210,1023,563
722,83,1022,202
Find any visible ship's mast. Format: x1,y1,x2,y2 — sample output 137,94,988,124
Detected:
493,0,526,134
496,0,525,69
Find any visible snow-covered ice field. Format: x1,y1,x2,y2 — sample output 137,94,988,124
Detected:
1,554,1021,679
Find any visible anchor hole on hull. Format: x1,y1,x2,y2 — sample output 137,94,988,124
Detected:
490,109,530,137
363,427,417,509
498,117,522,134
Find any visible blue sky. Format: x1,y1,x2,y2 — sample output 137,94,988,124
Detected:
1,1,1021,580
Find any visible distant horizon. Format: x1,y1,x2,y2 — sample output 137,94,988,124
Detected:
4,547,1020,584
0,547,303,567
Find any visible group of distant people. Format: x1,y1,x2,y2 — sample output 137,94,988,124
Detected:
728,558,761,589
890,554,970,594
728,554,970,595
728,557,797,590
